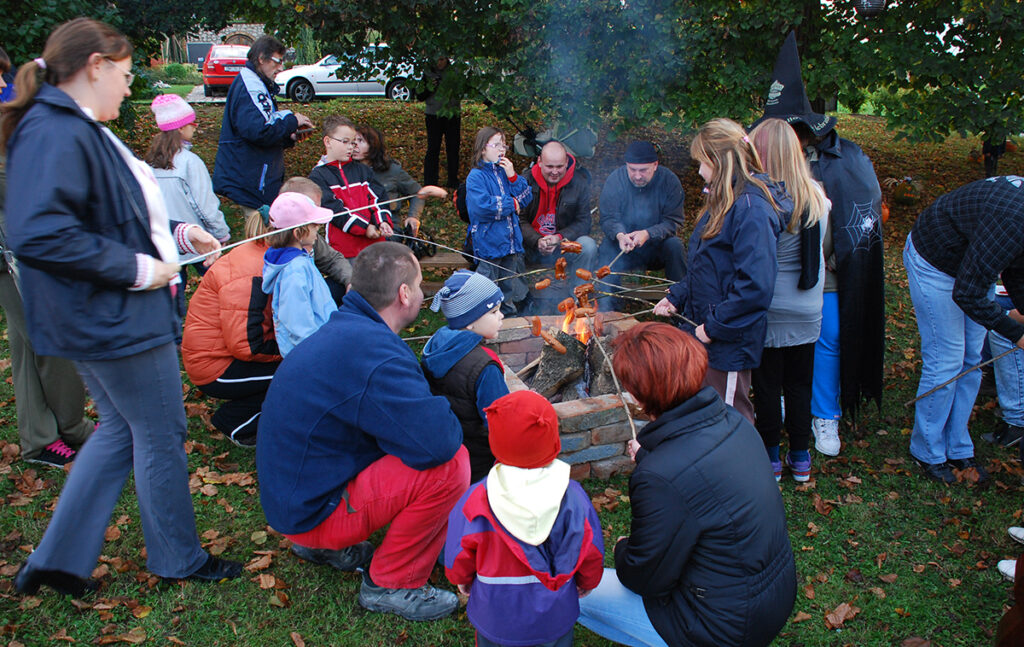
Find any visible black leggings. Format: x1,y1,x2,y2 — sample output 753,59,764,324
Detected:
751,343,815,451
197,359,279,438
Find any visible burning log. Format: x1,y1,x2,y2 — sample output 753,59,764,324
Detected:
531,331,587,398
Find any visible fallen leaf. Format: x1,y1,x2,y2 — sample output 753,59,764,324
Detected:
947,578,961,588
792,611,812,623
131,605,152,619
49,627,76,642
19,597,41,610
246,554,273,571
912,564,926,574
166,639,185,646
879,573,898,583
812,493,833,516
824,601,861,629
901,638,931,647
868,587,887,598
103,526,121,541
201,529,220,540
199,484,218,497
251,531,268,545
256,573,276,589
290,632,306,647
845,568,864,583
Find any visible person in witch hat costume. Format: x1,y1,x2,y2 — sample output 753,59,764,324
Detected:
751,31,884,459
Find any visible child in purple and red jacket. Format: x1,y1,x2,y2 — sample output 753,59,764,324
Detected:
445,390,604,647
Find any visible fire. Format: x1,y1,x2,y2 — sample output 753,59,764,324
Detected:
561,309,592,344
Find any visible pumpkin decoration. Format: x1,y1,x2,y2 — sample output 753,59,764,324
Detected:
881,200,890,224
883,176,923,206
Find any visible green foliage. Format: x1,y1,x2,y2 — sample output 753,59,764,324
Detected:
293,25,323,65
0,0,117,62
148,63,202,84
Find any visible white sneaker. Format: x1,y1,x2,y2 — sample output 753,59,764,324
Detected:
998,559,1017,582
812,417,841,456
1009,527,1024,546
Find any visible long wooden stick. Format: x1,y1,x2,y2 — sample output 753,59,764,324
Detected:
582,312,637,441
608,271,675,284
904,346,1019,407
190,193,422,262
607,248,626,270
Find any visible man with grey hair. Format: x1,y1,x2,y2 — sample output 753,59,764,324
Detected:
256,242,468,622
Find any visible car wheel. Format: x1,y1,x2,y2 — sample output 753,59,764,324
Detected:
289,79,315,103
204,84,212,97
386,79,411,102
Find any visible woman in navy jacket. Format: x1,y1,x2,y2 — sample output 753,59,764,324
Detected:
655,119,790,425
2,18,238,596
578,323,796,647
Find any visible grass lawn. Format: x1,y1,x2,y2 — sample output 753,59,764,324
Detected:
1,100,1023,646
159,85,197,99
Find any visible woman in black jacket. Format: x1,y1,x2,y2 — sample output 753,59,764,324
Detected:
3,18,238,597
578,322,796,646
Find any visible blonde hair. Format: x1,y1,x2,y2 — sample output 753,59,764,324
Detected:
750,118,827,233
690,118,776,240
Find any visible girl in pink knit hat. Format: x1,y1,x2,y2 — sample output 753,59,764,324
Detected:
145,94,230,316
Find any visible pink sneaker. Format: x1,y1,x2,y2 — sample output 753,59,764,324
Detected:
26,439,77,467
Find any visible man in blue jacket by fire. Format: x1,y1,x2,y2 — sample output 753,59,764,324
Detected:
256,242,469,622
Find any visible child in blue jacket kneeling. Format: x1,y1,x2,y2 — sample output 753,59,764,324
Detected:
445,390,604,647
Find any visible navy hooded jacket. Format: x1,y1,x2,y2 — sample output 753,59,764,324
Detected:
668,176,791,371
5,84,180,360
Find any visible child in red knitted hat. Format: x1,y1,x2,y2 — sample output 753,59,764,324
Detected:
444,390,604,647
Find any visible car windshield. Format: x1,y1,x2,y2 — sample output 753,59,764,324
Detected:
322,56,338,66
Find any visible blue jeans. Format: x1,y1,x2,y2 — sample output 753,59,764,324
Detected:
989,294,1024,427
810,291,841,420
596,236,685,310
25,343,207,578
904,235,987,465
577,568,669,647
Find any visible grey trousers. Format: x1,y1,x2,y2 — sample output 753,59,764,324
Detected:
0,271,92,458
26,342,207,579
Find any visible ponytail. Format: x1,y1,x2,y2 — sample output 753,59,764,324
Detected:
1,18,131,151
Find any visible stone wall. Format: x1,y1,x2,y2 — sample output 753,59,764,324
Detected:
487,314,643,481
190,23,266,46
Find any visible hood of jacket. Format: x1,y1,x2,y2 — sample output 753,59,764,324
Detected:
261,246,307,292
422,326,484,378
486,460,571,546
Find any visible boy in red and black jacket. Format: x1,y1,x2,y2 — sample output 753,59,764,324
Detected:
309,115,393,259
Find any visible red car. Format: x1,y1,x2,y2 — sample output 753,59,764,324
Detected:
202,45,250,97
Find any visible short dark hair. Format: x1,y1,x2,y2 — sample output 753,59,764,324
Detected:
0,47,10,75
356,124,390,173
350,242,418,310
248,35,285,66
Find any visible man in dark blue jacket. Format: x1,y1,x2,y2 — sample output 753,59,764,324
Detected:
598,141,685,307
213,35,312,214
257,242,469,622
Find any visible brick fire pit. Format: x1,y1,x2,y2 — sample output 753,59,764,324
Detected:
485,313,644,481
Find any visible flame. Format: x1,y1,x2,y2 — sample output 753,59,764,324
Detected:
561,308,591,344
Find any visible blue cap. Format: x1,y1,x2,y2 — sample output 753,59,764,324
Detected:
430,270,504,329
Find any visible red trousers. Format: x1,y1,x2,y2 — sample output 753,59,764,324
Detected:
286,446,470,589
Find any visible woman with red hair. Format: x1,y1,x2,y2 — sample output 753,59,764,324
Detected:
577,322,796,647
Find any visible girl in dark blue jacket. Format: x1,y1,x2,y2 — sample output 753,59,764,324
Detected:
465,126,533,315
655,118,790,425
2,18,240,597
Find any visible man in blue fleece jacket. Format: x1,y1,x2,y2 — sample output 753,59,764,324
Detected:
257,242,469,622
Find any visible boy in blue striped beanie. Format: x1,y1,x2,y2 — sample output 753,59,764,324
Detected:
422,271,509,482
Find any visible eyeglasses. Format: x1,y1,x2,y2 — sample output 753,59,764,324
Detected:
269,56,283,64
104,58,134,86
486,142,507,149
327,135,358,146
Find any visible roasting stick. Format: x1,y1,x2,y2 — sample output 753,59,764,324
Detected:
190,194,423,263
581,311,638,441
590,281,699,328
400,308,657,344
608,271,675,284
387,231,512,273
607,248,626,270
904,347,1019,407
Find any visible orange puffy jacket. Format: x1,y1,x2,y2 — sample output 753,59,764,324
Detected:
182,241,281,386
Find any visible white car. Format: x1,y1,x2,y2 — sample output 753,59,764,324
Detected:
274,48,412,103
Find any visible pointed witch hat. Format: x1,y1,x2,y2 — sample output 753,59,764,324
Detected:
751,31,836,137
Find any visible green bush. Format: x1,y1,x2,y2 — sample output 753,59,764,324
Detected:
148,63,203,84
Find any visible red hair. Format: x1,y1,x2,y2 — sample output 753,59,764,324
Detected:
612,322,708,417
